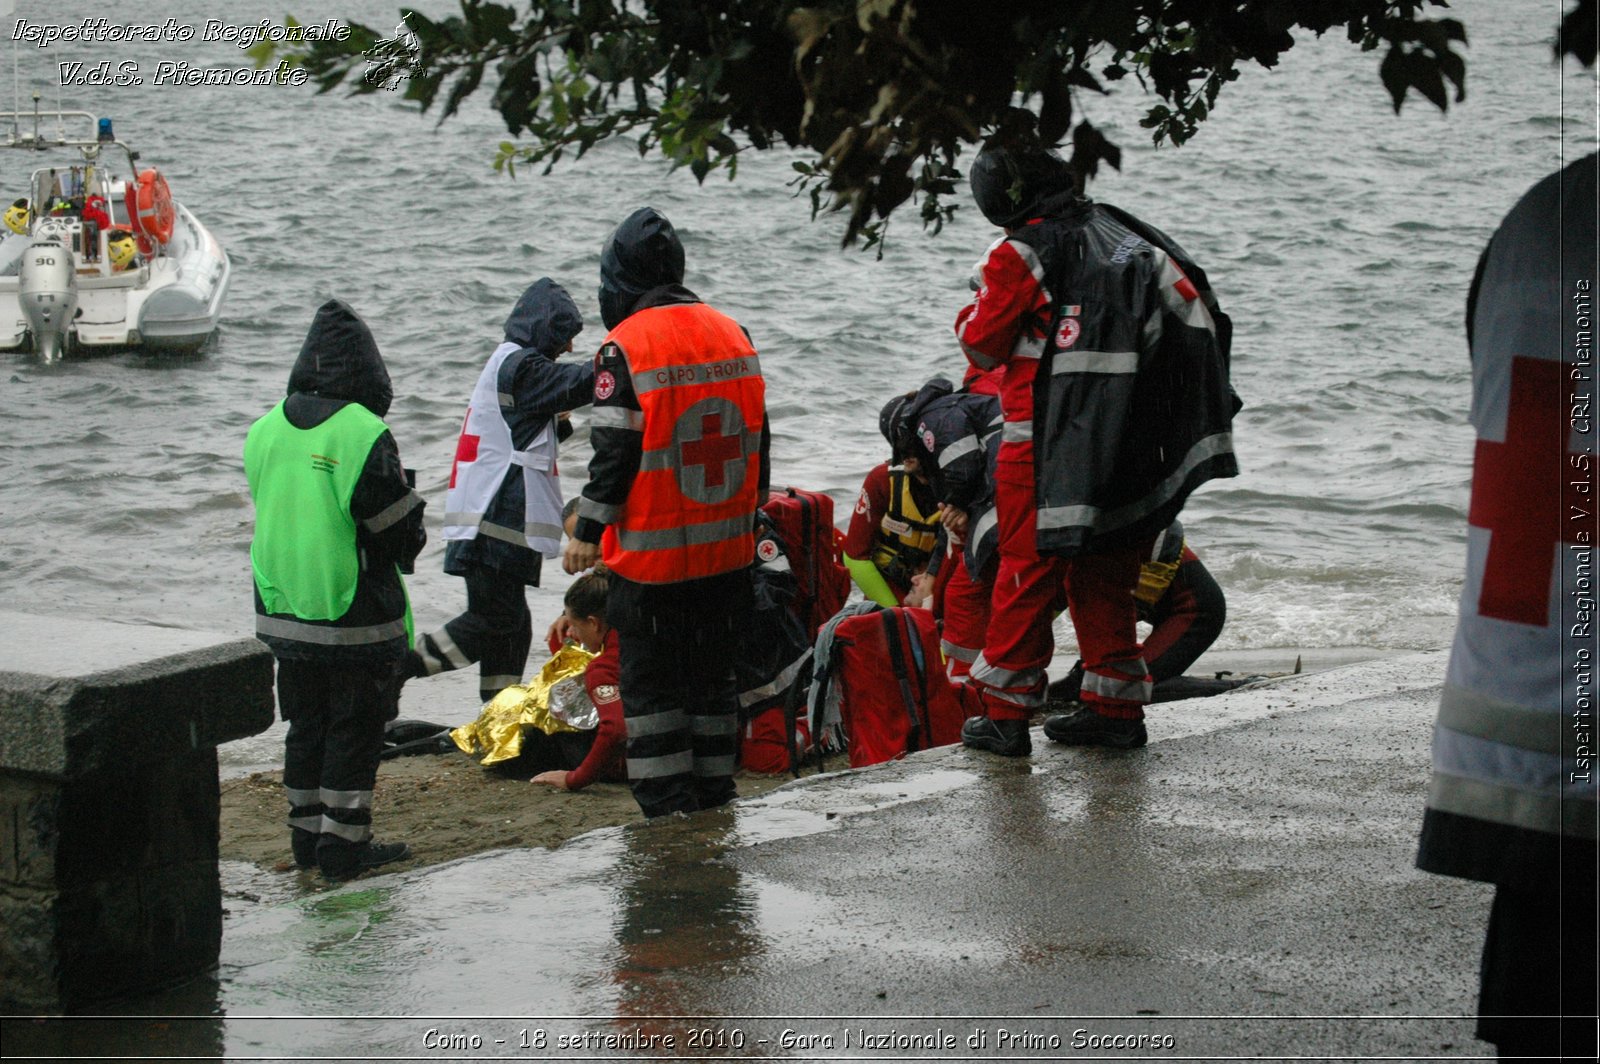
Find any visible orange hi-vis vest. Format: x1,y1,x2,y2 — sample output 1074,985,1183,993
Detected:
601,302,766,584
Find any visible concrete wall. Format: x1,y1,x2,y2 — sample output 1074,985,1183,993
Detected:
0,612,274,1013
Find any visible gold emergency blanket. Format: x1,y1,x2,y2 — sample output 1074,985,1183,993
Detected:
450,643,598,766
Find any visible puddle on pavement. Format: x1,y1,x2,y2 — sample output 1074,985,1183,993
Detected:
8,766,982,1057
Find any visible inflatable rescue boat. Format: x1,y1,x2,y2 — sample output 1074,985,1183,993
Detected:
0,105,229,362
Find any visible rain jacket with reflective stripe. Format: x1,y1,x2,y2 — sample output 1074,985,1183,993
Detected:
957,201,1239,556
443,277,591,584
899,378,1002,579
245,299,425,662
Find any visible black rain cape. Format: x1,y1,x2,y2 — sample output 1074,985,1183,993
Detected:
1013,202,1240,555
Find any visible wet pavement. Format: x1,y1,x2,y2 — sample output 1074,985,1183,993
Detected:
4,650,1495,1061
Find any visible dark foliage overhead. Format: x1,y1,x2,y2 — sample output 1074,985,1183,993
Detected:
259,0,1581,247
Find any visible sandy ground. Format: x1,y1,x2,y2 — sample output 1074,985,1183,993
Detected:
219,750,805,877
219,648,1321,882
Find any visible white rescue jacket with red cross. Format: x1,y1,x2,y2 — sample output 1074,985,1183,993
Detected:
442,341,564,556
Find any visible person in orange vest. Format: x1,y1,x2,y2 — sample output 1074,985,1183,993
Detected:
563,207,769,818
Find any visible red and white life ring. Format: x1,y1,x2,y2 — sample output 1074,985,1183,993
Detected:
124,168,174,252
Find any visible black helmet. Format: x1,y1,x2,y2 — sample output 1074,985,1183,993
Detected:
878,392,916,458
968,143,1077,228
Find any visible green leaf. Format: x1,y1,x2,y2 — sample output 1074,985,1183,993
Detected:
284,0,1493,249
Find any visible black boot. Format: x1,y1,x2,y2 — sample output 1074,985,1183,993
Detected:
319,839,412,881
960,716,1033,757
291,828,319,869
1042,706,1148,749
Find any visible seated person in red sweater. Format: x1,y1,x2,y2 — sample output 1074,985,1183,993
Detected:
529,566,626,792
842,397,943,606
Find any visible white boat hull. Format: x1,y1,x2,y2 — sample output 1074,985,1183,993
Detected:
0,201,229,356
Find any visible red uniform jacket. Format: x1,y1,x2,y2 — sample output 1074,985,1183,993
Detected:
566,638,627,791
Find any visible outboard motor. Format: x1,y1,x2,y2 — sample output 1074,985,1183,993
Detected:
18,235,77,363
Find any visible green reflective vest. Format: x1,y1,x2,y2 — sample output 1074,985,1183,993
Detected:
244,401,412,646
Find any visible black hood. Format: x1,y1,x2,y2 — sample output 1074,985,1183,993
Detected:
901,377,956,439
287,299,392,418
504,277,583,357
969,145,1083,229
598,207,685,330
879,391,916,457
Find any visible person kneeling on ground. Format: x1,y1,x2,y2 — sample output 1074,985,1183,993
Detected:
525,566,627,792
891,382,1252,706
1047,521,1260,705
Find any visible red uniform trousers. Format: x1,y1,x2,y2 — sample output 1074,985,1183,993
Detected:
972,471,1154,722
938,553,992,684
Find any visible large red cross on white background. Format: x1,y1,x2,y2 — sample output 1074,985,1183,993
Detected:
448,410,478,490
1468,355,1587,627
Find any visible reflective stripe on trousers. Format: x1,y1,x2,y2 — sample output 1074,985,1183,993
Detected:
977,473,1153,721
618,604,742,818
940,556,992,683
414,566,534,701
277,658,392,852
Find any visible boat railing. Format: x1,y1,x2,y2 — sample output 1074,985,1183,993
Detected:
0,108,100,152
0,108,139,177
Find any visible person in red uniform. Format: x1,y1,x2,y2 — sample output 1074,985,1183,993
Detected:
562,206,769,818
842,395,942,607
955,124,1239,755
530,567,626,792
885,377,1003,684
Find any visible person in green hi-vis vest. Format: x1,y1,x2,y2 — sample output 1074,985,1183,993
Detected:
244,299,426,881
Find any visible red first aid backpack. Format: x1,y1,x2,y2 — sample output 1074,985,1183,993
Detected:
761,487,850,641
811,606,971,769
740,700,813,774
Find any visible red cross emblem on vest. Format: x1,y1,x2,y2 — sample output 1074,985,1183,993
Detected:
673,397,747,505
682,412,742,487
1468,356,1588,626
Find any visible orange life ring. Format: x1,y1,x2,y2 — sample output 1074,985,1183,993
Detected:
124,168,174,250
